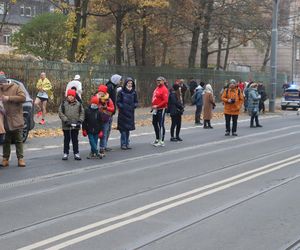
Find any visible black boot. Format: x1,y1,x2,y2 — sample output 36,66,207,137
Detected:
208,120,213,129
203,120,208,129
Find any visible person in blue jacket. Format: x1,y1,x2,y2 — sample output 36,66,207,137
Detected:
117,77,138,150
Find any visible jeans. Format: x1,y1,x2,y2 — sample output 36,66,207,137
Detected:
170,114,182,138
152,109,166,141
3,129,23,159
88,133,99,154
63,129,79,154
225,114,238,133
106,117,113,146
250,113,259,126
120,130,130,146
100,122,110,149
195,105,202,123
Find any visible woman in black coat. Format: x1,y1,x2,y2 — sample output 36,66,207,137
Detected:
168,83,184,142
117,77,138,149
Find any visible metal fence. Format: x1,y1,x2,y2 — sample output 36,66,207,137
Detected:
0,59,287,111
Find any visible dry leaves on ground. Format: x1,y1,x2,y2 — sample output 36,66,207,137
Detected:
28,128,63,139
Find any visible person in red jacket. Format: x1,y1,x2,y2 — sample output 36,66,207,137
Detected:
97,84,115,157
151,76,169,147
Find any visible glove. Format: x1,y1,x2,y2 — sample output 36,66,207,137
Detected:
82,130,87,137
65,121,72,127
98,131,103,139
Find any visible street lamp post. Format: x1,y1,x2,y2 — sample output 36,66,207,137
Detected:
269,0,280,113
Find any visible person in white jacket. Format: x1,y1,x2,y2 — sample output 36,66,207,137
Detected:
65,75,83,102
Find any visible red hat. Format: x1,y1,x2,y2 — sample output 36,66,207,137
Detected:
67,89,76,97
90,95,99,105
98,84,108,93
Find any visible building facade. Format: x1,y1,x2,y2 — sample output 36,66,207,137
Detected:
0,0,55,53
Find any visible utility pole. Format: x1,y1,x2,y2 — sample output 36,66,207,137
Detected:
269,0,280,112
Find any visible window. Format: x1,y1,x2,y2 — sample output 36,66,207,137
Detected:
25,7,31,16
0,3,5,15
20,5,24,16
3,35,11,45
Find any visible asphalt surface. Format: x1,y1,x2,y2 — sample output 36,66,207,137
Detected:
1,106,300,250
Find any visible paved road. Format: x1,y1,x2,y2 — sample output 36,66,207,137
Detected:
1,111,300,250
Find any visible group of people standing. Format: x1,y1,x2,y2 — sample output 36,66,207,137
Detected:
0,71,267,167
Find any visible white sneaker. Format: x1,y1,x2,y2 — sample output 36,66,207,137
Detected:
152,139,159,146
62,154,68,160
74,154,81,160
159,140,165,147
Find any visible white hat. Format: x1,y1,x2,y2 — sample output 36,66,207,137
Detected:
74,74,80,80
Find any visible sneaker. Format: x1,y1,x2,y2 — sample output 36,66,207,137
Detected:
176,137,183,141
39,119,45,125
105,147,112,152
126,145,132,149
152,139,159,145
62,154,68,160
232,132,238,136
74,153,81,160
225,131,230,136
87,152,97,159
158,140,165,147
170,137,177,142
256,124,263,127
36,111,42,118
121,145,127,150
99,149,105,159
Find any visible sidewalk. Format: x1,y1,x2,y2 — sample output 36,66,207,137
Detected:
31,99,283,137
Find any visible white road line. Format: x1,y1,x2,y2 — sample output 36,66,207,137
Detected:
18,155,300,250
4,126,300,191
45,158,300,250
18,115,280,153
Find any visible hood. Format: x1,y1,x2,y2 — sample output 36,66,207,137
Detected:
123,77,135,91
0,82,14,91
196,85,203,90
110,74,122,85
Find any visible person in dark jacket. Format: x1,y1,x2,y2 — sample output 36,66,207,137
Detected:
188,79,198,103
168,83,184,142
117,77,138,150
82,96,103,159
257,82,267,113
105,74,122,151
194,81,205,125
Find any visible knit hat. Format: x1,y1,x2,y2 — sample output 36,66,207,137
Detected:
67,89,76,97
98,84,108,93
110,74,122,85
230,79,237,84
90,95,99,105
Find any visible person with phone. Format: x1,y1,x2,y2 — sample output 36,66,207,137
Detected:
58,89,84,161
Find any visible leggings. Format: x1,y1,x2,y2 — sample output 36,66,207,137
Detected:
152,109,166,141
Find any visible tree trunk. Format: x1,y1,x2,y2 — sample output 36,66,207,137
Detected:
77,0,89,62
200,0,214,69
223,33,231,70
261,38,271,72
216,37,222,70
161,42,168,66
0,1,10,33
188,24,201,68
141,24,147,66
115,11,123,65
68,0,81,62
132,29,140,66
